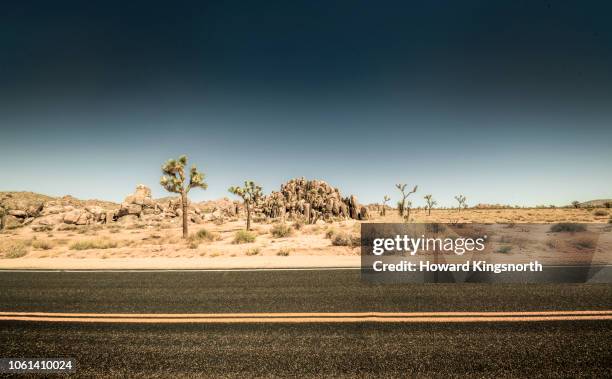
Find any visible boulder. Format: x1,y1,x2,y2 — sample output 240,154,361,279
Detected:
261,178,360,221
1,215,22,229
8,210,27,218
105,211,115,224
76,212,92,225
128,204,142,215
359,206,369,220
36,214,63,226
63,210,82,224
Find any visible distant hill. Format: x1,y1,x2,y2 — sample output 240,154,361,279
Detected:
0,191,119,210
579,199,612,208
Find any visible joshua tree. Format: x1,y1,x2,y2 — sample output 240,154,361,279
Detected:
229,181,263,231
454,195,467,212
380,195,391,216
404,201,413,222
160,155,207,238
571,201,581,209
424,194,437,216
396,184,418,217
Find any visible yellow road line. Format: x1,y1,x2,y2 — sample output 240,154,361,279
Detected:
0,311,611,323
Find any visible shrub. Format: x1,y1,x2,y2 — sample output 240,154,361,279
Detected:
233,230,256,244
325,228,336,239
593,210,608,217
246,247,260,256
293,219,304,230
1,241,28,258
572,237,596,250
187,238,200,249
70,239,118,250
496,245,512,254
331,232,354,246
32,240,54,250
277,248,290,256
549,223,586,233
194,228,219,242
271,224,293,238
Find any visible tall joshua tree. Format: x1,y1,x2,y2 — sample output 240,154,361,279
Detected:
380,195,391,216
160,155,207,238
454,194,467,212
229,181,263,231
396,184,418,217
424,194,437,216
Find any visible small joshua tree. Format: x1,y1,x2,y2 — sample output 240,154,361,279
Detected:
229,181,263,231
404,200,413,222
396,184,418,217
424,194,437,216
571,201,581,209
160,155,207,238
380,195,391,216
454,195,467,212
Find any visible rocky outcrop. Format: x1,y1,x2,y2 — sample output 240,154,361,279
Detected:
261,177,366,223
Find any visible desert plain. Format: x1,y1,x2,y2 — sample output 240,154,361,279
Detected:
1,182,611,269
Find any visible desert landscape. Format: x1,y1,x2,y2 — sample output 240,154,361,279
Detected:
1,174,611,269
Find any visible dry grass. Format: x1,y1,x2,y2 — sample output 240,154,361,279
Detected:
246,247,260,256
233,230,256,244
1,241,28,258
276,248,290,256
271,223,293,238
32,239,54,250
194,228,220,241
70,239,118,250
549,223,586,233
572,237,596,250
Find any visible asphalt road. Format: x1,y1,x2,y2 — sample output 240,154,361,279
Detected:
0,270,611,377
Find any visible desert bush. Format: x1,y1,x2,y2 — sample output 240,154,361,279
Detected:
32,225,53,233
1,241,28,258
271,224,293,238
187,237,200,249
593,210,608,217
276,248,290,256
32,240,54,250
331,232,358,246
546,239,562,250
496,245,512,254
246,247,260,256
233,230,256,244
194,228,219,242
572,237,596,250
325,228,336,239
293,219,304,230
549,223,586,233
70,239,118,250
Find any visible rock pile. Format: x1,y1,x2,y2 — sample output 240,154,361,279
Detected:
261,177,368,223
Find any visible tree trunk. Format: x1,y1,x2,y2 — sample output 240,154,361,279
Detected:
246,202,251,231
181,191,188,238
428,207,431,216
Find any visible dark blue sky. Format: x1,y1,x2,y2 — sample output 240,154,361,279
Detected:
1,1,611,206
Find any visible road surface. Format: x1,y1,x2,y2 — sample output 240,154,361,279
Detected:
1,270,610,377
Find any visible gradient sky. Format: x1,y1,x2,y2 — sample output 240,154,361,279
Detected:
1,1,611,207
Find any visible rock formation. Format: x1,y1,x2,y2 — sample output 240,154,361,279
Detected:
261,177,366,223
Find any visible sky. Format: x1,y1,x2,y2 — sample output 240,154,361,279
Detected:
1,1,611,207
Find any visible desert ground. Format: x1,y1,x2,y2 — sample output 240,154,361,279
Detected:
1,196,611,269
